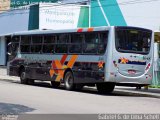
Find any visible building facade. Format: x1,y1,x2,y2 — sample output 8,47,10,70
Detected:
0,3,89,66
91,0,160,31
0,0,10,12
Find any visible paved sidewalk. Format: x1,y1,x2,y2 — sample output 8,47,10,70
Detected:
0,67,160,98
0,66,19,81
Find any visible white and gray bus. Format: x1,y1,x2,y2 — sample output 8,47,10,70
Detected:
7,26,154,93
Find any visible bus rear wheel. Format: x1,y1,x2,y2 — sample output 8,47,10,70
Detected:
75,84,84,91
28,79,35,85
51,81,60,88
20,69,28,84
96,83,115,94
64,71,75,90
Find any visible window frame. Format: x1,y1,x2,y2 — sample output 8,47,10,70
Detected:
19,31,109,55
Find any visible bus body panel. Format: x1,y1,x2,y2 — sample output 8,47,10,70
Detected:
9,54,106,83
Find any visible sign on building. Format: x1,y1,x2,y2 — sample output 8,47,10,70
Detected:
39,3,89,30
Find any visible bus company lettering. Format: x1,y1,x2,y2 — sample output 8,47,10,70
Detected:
118,57,146,65
119,57,128,64
49,55,78,82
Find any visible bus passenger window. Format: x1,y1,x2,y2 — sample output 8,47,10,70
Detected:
71,34,84,43
83,44,97,53
44,36,56,43
30,36,43,54
57,34,69,43
69,34,83,53
55,44,68,53
83,33,98,54
31,45,42,53
142,33,151,52
99,32,108,44
11,36,20,54
43,45,54,53
98,32,108,54
69,45,82,53
21,36,31,44
20,36,31,53
85,33,98,43
21,45,30,53
12,36,20,43
32,36,43,44
98,44,105,54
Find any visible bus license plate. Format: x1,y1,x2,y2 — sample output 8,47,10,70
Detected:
128,70,136,74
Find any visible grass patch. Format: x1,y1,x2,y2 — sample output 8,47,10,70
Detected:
149,85,160,88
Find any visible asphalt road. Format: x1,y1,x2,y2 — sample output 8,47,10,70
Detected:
0,79,160,115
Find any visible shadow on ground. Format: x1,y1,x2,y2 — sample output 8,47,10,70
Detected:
32,82,158,98
1,79,159,98
0,102,35,114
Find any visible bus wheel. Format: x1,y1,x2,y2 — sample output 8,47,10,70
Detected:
96,83,115,94
28,79,35,85
51,81,60,88
20,69,28,84
75,84,84,91
64,71,75,90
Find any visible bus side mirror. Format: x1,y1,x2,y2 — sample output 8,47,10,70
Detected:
7,42,13,55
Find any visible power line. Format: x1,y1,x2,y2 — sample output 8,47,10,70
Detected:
1,0,160,11
0,0,160,15
0,0,159,9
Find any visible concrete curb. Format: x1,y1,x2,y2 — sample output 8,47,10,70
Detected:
114,88,160,98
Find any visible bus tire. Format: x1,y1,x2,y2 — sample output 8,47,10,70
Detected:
20,68,28,84
96,83,115,94
51,81,60,88
75,84,84,91
28,79,35,85
64,71,75,90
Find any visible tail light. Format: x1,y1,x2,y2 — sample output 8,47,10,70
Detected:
145,63,151,71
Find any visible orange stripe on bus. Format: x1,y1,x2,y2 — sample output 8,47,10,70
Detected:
87,28,94,32
55,75,62,82
54,60,63,69
53,60,64,81
77,28,83,32
50,55,78,81
60,54,68,65
55,69,65,82
49,69,55,77
52,60,58,74
67,55,78,68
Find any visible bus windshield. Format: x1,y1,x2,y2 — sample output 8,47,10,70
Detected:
115,27,152,54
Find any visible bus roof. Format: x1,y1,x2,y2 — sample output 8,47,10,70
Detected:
12,26,111,36
11,26,152,36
